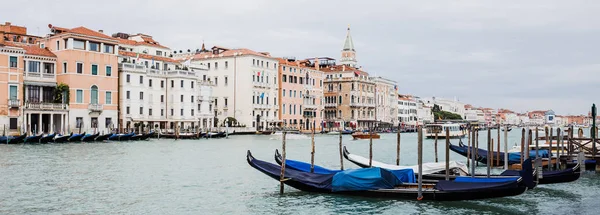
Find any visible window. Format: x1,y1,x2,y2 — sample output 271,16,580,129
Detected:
126,107,130,114
161,95,164,102
191,96,194,103
76,117,83,128
215,77,218,86
140,107,143,115
9,56,17,68
191,81,194,89
106,66,112,76
73,40,85,49
191,109,194,116
149,79,152,87
161,80,164,88
89,42,100,52
90,86,99,104
282,103,285,114
56,41,60,51
91,64,98,75
224,76,228,86
224,98,228,107
126,91,130,99
161,109,164,116
140,92,144,100
104,45,114,54
266,62,269,68
77,63,83,74
105,91,112,104
207,63,210,70
171,80,174,87
215,62,218,70
126,74,130,83
181,80,184,88
180,95,183,102
282,90,285,97
149,108,153,116
156,50,163,56
76,90,83,103
180,109,184,116
9,85,17,100
63,62,67,73
225,61,228,69
28,61,40,72
140,76,143,84
253,59,255,66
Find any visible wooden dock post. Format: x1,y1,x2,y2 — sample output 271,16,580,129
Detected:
467,128,471,168
369,128,373,167
338,128,344,170
528,129,532,160
476,130,479,167
487,128,491,177
434,131,439,162
310,126,315,173
535,128,542,182
496,125,500,167
520,128,525,166
445,127,450,180
504,125,508,170
471,129,476,177
279,131,287,194
396,124,401,165
556,128,561,170
545,127,549,171
417,126,423,200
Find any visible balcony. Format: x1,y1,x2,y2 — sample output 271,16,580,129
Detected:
253,104,269,109
88,103,103,112
324,103,337,108
8,99,19,108
119,63,197,78
252,81,268,89
24,102,68,111
303,104,317,110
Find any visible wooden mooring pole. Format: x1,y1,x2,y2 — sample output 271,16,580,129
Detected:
310,126,315,173
520,128,525,166
471,129,476,177
417,126,423,200
556,128,561,170
445,127,450,180
536,128,542,181
504,125,508,170
549,128,554,171
487,128,491,177
396,124,401,165
545,127,549,171
434,131,439,162
496,125,500,167
476,130,479,167
467,128,471,168
338,128,344,170
279,131,287,194
369,128,373,167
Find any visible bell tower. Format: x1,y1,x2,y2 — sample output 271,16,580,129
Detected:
340,26,357,68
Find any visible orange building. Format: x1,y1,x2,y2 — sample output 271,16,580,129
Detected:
42,24,120,133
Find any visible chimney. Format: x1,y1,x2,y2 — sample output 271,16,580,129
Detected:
314,58,319,70
5,22,11,26
99,30,104,33
342,65,346,71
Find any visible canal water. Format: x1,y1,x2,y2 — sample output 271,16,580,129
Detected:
1,129,599,214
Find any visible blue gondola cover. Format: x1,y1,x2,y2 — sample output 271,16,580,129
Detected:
284,159,341,174
331,168,404,192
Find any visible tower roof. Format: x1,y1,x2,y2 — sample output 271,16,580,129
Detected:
342,26,355,51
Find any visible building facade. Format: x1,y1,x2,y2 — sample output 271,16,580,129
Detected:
372,76,397,126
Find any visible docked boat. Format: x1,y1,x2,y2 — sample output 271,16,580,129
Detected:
54,133,72,143
139,132,154,140
7,134,27,144
424,123,465,139
108,132,135,141
351,132,380,140
248,150,531,201
130,133,143,141
270,131,309,140
24,134,43,144
39,133,57,144
81,133,100,142
68,132,86,142
501,127,513,132
95,133,112,142
449,142,549,165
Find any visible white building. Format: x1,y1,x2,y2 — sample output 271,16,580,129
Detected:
416,101,434,125
504,113,519,125
421,97,466,119
116,34,211,131
397,95,418,125
371,76,397,125
190,46,279,130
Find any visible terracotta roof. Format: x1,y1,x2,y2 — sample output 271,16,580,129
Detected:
322,65,368,76
117,37,169,49
3,41,56,58
119,50,178,63
192,46,272,59
50,25,116,41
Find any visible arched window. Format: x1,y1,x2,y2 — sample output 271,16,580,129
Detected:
90,85,98,104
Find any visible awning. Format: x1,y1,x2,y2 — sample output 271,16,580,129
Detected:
24,81,57,87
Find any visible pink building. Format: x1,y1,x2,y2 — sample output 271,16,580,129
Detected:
42,25,119,133
278,58,324,131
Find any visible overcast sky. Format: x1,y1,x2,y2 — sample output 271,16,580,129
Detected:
6,0,599,115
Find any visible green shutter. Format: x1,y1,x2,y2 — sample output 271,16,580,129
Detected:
106,66,112,76
76,90,83,103
106,92,111,104
9,86,17,100
92,65,98,75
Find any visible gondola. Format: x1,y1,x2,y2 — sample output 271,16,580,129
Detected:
68,132,86,142
130,133,144,141
24,134,43,144
108,133,135,141
81,133,100,142
139,132,154,141
39,133,57,144
54,133,72,143
206,132,226,138
95,133,112,142
0,136,8,143
7,134,27,144
248,150,531,201
351,132,380,140
278,148,535,189
449,141,549,165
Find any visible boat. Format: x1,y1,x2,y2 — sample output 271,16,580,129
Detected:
205,132,226,138
139,132,155,140
7,134,27,144
327,131,340,135
270,131,309,140
257,130,274,135
341,130,354,135
95,133,112,142
54,133,72,143
130,133,143,141
351,132,380,140
24,134,43,144
81,133,100,142
424,123,465,139
248,150,531,201
449,141,549,165
39,133,57,144
68,132,86,142
108,132,135,141
501,127,513,132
